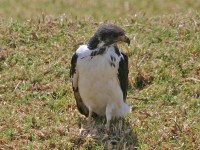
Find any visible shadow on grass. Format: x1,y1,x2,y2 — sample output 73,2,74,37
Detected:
71,116,138,149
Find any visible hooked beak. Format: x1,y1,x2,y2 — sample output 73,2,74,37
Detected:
117,35,130,46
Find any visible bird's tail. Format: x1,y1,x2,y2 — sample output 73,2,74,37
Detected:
120,103,131,117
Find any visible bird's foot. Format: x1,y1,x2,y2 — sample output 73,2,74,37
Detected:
105,121,110,132
87,116,93,121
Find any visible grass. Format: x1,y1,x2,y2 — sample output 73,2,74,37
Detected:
0,0,200,149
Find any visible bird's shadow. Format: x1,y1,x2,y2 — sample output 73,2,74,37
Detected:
72,115,138,149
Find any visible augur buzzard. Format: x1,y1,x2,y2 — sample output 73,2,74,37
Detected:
70,24,131,129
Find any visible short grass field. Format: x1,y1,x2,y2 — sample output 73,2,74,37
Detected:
0,0,200,149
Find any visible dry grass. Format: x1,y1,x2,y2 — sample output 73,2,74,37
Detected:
0,1,200,149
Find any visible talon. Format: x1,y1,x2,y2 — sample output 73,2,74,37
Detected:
87,116,93,121
105,125,110,131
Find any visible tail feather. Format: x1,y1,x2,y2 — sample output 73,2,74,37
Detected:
121,103,131,116
114,103,131,117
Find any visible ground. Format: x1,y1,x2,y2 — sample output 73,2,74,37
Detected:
0,0,200,149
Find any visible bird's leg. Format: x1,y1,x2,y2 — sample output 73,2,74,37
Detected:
87,106,93,121
105,104,113,131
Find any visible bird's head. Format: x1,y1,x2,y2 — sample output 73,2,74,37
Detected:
88,24,130,50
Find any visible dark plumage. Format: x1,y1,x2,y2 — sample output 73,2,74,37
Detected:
118,52,129,100
88,24,130,49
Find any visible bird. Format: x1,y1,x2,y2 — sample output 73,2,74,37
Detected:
70,24,131,129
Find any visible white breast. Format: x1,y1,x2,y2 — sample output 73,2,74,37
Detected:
76,45,128,116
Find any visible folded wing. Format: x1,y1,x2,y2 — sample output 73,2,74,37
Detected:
118,52,129,101
70,53,89,117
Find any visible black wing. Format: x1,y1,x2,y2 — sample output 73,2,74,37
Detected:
70,53,89,117
118,52,129,101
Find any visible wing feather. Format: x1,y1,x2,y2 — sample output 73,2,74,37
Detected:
70,53,89,117
118,52,129,101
